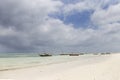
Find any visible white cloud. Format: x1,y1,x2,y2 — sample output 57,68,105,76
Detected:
0,0,120,53
63,2,92,14
63,0,120,16
92,3,120,26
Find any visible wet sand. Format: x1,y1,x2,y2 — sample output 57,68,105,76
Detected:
0,54,119,80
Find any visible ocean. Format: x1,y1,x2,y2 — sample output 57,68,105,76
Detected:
0,53,107,71
0,53,81,71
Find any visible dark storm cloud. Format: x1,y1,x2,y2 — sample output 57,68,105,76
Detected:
0,0,63,52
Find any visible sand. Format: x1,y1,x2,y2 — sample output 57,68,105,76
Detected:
0,54,120,80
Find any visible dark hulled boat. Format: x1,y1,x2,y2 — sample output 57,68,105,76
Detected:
39,53,52,57
69,54,79,56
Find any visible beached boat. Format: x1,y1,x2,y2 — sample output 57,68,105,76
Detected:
39,53,52,57
60,54,69,56
69,54,79,56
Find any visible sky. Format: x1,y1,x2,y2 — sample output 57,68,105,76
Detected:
0,0,120,53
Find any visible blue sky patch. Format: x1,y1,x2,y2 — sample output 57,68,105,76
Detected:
49,10,94,29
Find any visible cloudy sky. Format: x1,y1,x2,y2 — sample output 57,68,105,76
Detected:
0,0,120,53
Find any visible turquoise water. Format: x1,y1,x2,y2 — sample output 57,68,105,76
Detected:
0,53,81,71
0,53,107,71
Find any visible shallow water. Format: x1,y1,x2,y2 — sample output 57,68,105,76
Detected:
0,54,81,71
0,53,109,71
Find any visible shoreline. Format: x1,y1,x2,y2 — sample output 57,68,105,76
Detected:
0,54,110,72
0,54,119,80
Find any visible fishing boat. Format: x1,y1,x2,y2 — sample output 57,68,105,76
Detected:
39,53,52,57
69,54,79,56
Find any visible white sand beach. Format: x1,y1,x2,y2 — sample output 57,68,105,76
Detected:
0,53,120,80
